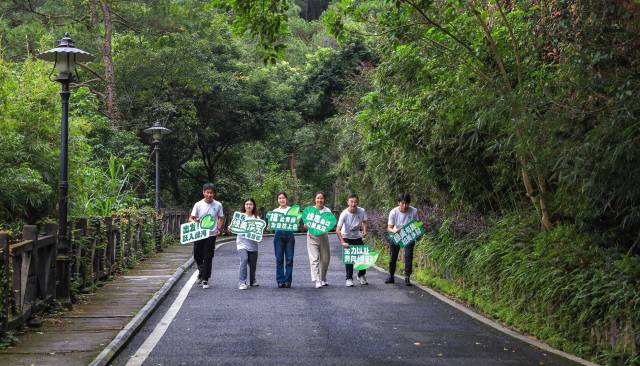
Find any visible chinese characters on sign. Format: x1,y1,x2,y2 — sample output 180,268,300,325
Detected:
301,207,336,235
229,212,267,242
342,245,379,270
387,219,426,248
180,221,211,244
266,212,299,231
266,205,301,232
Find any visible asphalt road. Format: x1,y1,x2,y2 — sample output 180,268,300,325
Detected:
113,234,581,366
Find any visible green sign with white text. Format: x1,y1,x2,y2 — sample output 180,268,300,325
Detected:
342,245,379,270
387,219,426,248
302,207,336,235
267,205,302,231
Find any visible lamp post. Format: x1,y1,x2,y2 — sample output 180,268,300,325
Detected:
36,33,93,305
144,121,171,251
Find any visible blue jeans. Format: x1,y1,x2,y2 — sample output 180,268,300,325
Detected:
274,231,295,284
238,249,258,284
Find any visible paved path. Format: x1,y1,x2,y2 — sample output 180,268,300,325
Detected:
0,245,194,366
114,235,581,366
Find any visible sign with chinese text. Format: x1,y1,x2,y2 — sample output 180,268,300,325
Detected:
302,207,336,235
342,245,379,270
229,212,267,242
387,219,426,248
266,205,301,232
180,214,215,244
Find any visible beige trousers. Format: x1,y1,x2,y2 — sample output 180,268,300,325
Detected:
307,233,330,282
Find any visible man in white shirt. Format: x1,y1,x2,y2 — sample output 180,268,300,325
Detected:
386,193,419,286
336,193,368,287
189,183,225,289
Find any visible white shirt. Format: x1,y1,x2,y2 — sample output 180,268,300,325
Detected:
236,214,259,251
190,199,224,236
387,206,419,231
273,206,289,214
338,207,367,240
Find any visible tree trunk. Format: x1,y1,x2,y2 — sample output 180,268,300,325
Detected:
99,0,120,126
290,152,300,203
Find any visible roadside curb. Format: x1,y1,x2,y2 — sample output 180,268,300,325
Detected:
89,238,235,366
371,264,600,366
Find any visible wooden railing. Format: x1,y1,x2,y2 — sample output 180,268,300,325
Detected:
0,209,189,333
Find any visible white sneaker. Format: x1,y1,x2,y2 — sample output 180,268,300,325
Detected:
239,282,248,290
315,280,323,288
321,281,328,287
358,275,368,285
346,279,354,287
202,281,210,289
250,280,259,287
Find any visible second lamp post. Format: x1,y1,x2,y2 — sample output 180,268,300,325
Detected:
144,121,171,250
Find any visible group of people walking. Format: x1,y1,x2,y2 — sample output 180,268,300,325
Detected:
188,183,420,290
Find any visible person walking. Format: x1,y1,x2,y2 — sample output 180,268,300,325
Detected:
386,193,419,286
189,183,225,289
306,191,332,289
336,193,368,287
272,192,295,288
236,198,260,290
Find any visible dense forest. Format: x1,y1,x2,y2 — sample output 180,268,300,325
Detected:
1,0,639,364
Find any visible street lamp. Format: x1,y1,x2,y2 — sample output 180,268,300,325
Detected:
36,33,93,305
144,121,171,251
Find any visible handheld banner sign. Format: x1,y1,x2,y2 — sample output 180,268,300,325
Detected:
267,205,302,232
229,212,267,242
302,207,336,235
180,217,214,245
387,219,426,248
342,245,379,270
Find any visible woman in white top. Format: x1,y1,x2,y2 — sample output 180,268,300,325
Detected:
306,191,332,289
386,193,419,286
236,198,260,290
272,192,295,288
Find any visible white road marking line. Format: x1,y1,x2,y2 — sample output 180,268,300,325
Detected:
125,270,198,366
125,241,229,366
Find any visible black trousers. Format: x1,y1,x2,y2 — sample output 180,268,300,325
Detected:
248,251,258,284
389,242,414,277
344,237,367,279
194,236,216,281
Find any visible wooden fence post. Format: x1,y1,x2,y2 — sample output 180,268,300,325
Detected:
0,232,9,333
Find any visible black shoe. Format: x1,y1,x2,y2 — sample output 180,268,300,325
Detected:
278,283,285,288
284,282,291,288
405,277,412,286
384,276,395,284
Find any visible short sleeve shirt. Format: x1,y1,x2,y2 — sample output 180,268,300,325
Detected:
190,199,224,236
387,206,418,231
338,207,367,240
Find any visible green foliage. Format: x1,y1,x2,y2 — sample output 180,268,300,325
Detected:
405,212,640,364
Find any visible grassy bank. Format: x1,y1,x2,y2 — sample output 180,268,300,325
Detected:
371,211,639,365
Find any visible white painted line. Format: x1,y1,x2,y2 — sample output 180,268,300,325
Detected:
371,264,600,366
125,270,198,366
124,240,231,366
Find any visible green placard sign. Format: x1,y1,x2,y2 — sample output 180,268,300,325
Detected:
387,219,426,248
266,205,302,232
342,245,379,270
302,207,336,235
180,219,212,245
229,212,267,242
